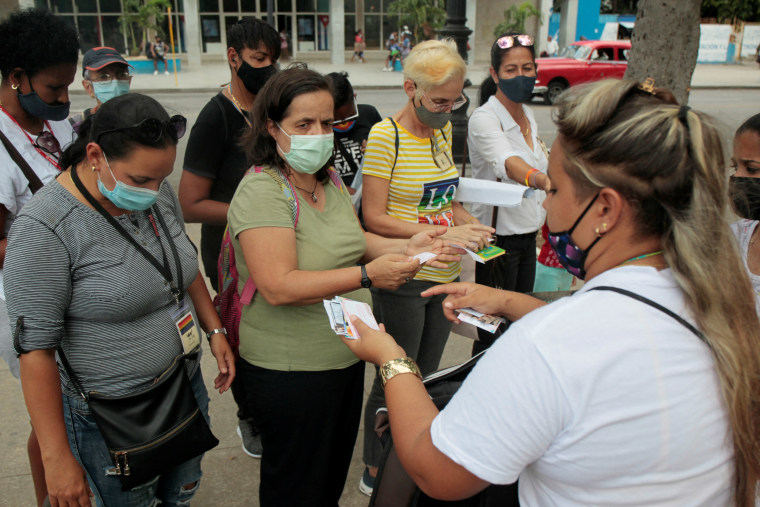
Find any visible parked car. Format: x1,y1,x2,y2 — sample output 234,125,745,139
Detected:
534,40,631,104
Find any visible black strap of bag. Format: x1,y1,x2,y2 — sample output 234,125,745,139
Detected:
0,128,44,194
70,167,184,304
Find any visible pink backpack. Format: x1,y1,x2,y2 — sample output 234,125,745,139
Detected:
213,166,345,356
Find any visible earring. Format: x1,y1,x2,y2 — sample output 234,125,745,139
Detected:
11,83,19,90
92,166,96,172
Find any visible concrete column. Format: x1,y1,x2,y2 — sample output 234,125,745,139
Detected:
330,0,345,64
465,0,475,64
537,0,552,53
559,0,577,49
184,0,203,67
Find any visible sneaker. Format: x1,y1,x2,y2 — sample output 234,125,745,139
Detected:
236,419,262,458
164,70,169,75
153,70,158,75
358,467,375,496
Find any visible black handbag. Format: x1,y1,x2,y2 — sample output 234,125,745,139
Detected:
58,349,219,491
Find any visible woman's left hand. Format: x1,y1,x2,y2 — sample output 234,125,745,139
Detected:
209,335,236,393
406,227,466,269
341,316,406,366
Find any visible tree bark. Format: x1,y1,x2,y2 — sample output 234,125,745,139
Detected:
624,0,701,104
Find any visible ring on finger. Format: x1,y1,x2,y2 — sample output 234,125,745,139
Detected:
405,277,411,283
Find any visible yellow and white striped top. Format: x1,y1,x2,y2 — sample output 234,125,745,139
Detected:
363,118,460,283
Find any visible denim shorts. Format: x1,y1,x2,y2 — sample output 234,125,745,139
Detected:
62,367,210,507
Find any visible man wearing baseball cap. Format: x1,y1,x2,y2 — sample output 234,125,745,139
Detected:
69,46,132,130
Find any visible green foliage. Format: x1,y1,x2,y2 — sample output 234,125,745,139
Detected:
119,0,171,56
386,0,446,42
493,1,544,37
701,0,760,22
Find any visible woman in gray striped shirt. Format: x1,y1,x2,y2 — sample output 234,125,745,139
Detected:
5,93,235,507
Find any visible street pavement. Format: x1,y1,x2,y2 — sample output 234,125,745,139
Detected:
1,55,760,506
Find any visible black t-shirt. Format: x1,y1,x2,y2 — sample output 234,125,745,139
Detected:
333,104,382,187
182,92,249,290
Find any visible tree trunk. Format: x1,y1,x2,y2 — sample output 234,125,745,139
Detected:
624,0,700,105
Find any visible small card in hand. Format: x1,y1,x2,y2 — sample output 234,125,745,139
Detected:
455,307,505,334
324,297,379,339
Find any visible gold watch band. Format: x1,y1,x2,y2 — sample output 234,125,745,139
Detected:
380,357,422,387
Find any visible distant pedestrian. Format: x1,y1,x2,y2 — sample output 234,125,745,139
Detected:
352,29,366,63
280,28,289,60
755,42,760,69
149,35,169,75
546,35,558,57
383,31,397,71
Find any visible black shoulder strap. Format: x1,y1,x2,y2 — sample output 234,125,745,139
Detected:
0,129,43,194
588,286,706,343
388,118,400,177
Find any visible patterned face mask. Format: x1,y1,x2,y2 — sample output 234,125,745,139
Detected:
547,193,600,280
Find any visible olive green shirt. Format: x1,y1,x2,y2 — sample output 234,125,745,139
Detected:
228,168,371,371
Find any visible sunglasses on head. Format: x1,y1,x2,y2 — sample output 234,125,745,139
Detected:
496,34,535,49
95,115,187,145
35,131,62,158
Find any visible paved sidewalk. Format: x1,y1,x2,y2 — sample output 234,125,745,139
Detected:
70,53,760,95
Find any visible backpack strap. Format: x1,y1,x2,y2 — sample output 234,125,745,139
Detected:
326,166,347,196
388,118,400,178
0,129,43,194
256,166,300,227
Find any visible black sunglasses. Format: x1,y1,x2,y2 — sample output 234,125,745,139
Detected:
95,115,187,145
35,131,62,158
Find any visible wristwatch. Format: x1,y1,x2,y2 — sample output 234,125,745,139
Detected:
380,357,422,387
206,327,227,342
360,264,372,289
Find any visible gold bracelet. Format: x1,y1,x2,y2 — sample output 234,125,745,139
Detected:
465,216,477,224
379,357,422,387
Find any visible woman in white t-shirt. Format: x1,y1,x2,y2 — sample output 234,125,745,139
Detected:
0,9,79,506
342,79,760,506
728,113,760,309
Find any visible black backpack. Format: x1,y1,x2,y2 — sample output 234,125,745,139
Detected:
368,352,520,507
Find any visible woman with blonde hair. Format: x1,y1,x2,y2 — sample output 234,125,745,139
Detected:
359,38,493,494
344,78,760,505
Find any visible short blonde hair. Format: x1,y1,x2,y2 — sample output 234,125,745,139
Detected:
403,38,466,93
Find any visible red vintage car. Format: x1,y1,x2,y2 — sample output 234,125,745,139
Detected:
534,40,631,104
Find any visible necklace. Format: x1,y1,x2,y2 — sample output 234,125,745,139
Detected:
618,250,663,267
292,179,319,203
226,85,252,127
520,114,531,137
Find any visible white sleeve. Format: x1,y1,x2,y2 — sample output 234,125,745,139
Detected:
467,108,529,184
0,151,22,216
430,329,572,485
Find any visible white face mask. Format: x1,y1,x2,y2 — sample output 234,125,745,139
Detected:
276,123,334,174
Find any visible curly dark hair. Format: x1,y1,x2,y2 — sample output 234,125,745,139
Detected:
0,8,79,79
227,17,280,61
326,71,353,109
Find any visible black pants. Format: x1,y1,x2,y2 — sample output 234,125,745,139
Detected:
473,232,537,354
238,360,364,507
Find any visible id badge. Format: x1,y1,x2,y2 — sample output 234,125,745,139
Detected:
433,148,454,171
169,300,200,354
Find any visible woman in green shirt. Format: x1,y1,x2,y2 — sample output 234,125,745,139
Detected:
228,66,459,506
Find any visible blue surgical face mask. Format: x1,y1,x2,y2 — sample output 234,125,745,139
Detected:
17,81,70,121
92,80,130,104
498,75,536,103
276,123,334,174
97,153,160,211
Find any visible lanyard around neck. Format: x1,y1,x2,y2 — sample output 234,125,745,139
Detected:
0,104,62,170
70,167,184,304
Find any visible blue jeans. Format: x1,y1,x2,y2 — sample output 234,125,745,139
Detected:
62,367,209,507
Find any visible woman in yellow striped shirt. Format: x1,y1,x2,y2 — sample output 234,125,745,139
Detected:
358,39,494,495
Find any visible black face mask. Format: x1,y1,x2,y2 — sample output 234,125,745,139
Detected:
17,81,70,121
236,62,276,95
729,176,760,220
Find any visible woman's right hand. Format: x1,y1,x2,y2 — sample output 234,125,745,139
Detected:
46,453,93,506
442,224,494,251
366,253,421,290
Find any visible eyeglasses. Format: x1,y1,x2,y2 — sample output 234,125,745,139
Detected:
89,71,133,84
35,131,62,158
496,34,535,49
95,115,187,145
420,90,467,113
332,98,359,126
